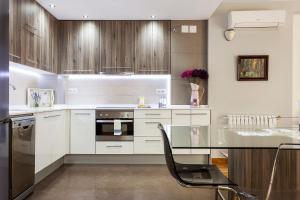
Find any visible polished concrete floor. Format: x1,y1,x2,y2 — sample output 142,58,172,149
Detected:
27,165,216,200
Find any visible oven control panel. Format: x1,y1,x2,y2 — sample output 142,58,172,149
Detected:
96,110,134,119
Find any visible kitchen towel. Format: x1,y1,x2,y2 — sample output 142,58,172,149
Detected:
114,120,122,136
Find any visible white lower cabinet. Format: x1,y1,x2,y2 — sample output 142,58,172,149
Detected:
134,137,163,154
96,142,133,154
134,118,171,137
70,110,95,154
35,110,66,173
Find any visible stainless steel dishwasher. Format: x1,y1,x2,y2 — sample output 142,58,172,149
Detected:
10,115,35,200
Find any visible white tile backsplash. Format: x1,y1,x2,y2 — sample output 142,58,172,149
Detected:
9,62,170,106
64,77,169,105
9,63,63,106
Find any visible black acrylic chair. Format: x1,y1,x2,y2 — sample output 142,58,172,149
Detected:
157,123,232,187
158,123,257,200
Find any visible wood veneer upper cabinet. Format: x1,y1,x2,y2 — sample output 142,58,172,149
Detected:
21,0,41,68
39,10,51,71
60,21,100,74
100,21,135,73
135,20,171,74
49,16,59,73
9,0,22,62
39,9,59,73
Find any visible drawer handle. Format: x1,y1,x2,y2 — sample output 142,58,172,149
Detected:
106,145,122,148
145,113,161,116
145,140,161,142
191,113,207,116
175,113,190,116
75,113,91,115
145,122,160,124
44,115,61,119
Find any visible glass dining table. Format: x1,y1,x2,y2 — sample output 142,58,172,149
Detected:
163,124,300,200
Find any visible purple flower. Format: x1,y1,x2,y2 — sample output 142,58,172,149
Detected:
180,70,193,78
181,68,209,80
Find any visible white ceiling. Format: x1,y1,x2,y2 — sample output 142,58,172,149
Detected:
36,0,223,20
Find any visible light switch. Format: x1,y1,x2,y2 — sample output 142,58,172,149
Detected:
189,25,197,33
181,25,189,33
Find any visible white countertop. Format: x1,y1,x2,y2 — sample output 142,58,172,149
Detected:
9,104,210,116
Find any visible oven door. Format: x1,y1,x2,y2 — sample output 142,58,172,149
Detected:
96,119,134,141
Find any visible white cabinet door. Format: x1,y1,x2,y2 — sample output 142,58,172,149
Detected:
96,142,133,154
35,113,53,173
191,110,210,125
70,110,95,154
35,110,66,173
134,109,171,119
172,110,191,126
134,137,163,154
50,111,66,162
134,119,171,137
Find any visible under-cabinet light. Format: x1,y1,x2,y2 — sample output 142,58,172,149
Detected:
66,74,171,80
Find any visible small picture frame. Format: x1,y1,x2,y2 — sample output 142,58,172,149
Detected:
237,55,269,81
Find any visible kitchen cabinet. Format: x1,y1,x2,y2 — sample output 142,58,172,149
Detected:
9,0,22,62
60,21,100,74
39,10,51,71
135,20,171,74
134,137,163,154
96,142,133,154
191,110,210,125
100,21,135,73
70,110,96,154
172,109,191,126
134,109,171,154
9,0,59,73
22,0,41,68
39,11,59,73
49,15,59,73
35,111,66,173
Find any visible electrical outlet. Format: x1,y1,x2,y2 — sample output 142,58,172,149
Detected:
156,89,167,95
67,88,78,94
189,25,197,33
181,25,189,33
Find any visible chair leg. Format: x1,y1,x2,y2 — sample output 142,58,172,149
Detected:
215,188,219,200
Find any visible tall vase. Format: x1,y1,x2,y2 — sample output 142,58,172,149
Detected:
190,82,205,106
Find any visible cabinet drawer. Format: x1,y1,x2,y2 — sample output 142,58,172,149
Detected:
172,110,191,125
191,110,210,125
134,137,163,154
96,142,133,154
134,119,171,136
134,109,171,119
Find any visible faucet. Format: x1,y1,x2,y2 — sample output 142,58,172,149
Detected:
9,83,16,91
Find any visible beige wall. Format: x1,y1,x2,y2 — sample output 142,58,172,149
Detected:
293,14,300,117
208,2,300,123
171,20,208,105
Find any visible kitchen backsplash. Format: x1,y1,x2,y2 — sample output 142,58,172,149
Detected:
64,76,169,105
9,62,64,106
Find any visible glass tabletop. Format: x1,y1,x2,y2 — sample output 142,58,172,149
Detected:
165,125,300,149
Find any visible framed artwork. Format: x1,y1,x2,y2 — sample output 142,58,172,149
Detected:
237,55,269,81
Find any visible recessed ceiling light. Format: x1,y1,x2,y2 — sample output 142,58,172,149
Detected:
49,3,56,8
83,15,88,19
151,15,156,19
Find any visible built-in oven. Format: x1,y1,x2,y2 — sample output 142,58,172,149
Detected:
96,109,134,141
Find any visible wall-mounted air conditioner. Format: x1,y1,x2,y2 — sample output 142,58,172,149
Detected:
228,10,286,29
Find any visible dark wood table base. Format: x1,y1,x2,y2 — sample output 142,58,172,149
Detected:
228,149,300,200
